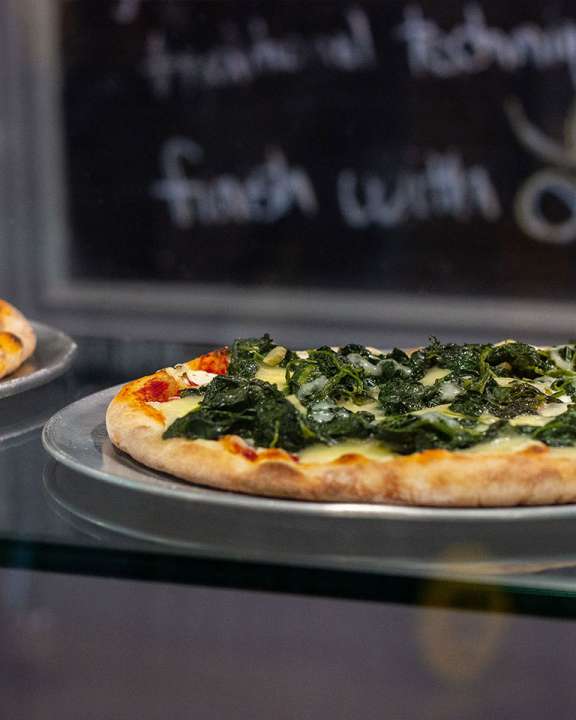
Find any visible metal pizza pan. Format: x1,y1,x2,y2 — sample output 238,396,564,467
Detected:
40,386,576,571
0,322,76,399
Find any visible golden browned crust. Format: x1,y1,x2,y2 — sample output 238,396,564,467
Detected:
105,354,576,507
0,299,36,379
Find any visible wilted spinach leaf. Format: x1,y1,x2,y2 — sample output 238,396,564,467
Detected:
164,375,315,452
409,338,489,380
306,402,375,443
286,347,370,405
520,408,576,447
227,335,277,379
450,380,547,419
378,380,441,415
375,412,486,455
164,336,576,454
484,342,553,379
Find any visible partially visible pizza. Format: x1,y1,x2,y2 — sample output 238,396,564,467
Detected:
0,299,36,380
106,335,576,506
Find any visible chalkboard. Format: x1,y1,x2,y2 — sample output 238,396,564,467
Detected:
0,0,576,345
14,0,572,344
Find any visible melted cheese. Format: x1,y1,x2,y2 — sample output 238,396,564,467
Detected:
550,347,573,371
339,399,377,412
153,344,576,461
509,414,549,427
148,396,202,426
420,367,451,386
299,440,392,463
286,394,306,413
494,376,515,387
528,377,556,394
508,402,570,426
465,436,542,454
262,346,287,366
539,402,569,418
412,403,452,416
165,365,216,387
438,381,460,401
149,393,576,460
255,365,287,389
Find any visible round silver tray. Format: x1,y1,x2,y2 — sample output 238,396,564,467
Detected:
0,322,77,399
41,387,576,572
41,386,576,521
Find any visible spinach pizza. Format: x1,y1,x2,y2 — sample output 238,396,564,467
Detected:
106,336,576,506
0,299,36,380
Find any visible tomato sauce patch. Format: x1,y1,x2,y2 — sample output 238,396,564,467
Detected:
189,348,229,375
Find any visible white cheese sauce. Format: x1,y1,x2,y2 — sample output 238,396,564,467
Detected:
148,396,203,425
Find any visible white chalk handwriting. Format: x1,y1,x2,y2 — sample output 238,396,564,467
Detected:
509,98,576,244
398,4,576,87
152,137,318,227
152,140,502,231
338,152,501,228
143,8,375,97
515,171,576,245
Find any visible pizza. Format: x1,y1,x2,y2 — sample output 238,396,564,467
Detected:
106,335,576,507
0,299,36,380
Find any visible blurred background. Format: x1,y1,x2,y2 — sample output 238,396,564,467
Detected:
2,0,576,349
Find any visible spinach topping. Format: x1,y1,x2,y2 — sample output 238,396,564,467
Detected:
307,402,375,443
227,334,293,379
163,336,576,454
449,380,547,419
553,344,576,372
164,375,314,452
409,338,488,380
518,408,576,448
484,342,554,379
378,380,440,415
164,376,375,451
286,347,371,406
375,413,488,455
410,339,552,383
227,335,276,379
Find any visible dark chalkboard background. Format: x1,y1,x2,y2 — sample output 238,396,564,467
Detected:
60,0,576,302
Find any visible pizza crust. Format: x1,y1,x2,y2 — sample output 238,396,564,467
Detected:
0,299,36,380
106,359,576,507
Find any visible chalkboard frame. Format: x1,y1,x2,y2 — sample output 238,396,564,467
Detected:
3,0,576,348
